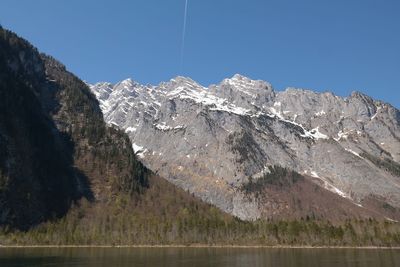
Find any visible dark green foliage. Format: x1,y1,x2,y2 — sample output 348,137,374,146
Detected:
226,130,265,167
0,28,79,229
383,203,396,213
1,179,399,246
360,152,400,177
40,54,149,195
242,166,304,194
0,27,148,230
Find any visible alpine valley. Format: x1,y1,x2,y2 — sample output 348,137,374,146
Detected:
1,27,400,246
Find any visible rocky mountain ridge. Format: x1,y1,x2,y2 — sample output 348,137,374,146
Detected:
90,74,400,221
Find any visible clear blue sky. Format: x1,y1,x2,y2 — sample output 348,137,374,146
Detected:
1,0,399,107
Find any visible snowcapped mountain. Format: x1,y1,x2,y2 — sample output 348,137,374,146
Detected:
90,74,400,221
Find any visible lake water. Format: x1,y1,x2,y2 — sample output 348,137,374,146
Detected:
0,247,399,267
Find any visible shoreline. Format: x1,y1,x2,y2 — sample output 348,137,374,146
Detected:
1,245,399,249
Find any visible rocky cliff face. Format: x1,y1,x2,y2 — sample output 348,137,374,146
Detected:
90,74,400,221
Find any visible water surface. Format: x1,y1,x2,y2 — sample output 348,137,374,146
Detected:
0,247,399,267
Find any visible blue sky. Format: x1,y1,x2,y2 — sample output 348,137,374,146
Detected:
1,0,399,107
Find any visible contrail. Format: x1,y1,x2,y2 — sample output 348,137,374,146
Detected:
180,0,189,73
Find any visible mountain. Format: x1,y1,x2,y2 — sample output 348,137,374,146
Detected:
0,27,247,246
90,75,400,221
1,26,399,246
0,26,148,230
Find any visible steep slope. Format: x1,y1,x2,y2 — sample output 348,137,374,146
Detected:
90,75,400,221
0,27,147,230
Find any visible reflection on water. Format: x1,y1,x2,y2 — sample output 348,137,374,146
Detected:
0,247,399,267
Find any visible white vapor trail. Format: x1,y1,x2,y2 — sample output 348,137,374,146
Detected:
180,0,189,73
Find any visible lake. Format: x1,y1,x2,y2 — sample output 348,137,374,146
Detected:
0,247,399,267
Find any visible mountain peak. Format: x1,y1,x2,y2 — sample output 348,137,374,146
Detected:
112,78,141,92
122,77,133,83
350,90,372,100
231,73,248,80
120,78,136,86
161,76,205,92
221,74,273,92
170,76,199,85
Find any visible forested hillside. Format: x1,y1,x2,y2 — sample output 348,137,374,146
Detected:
1,175,400,247
0,26,148,230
